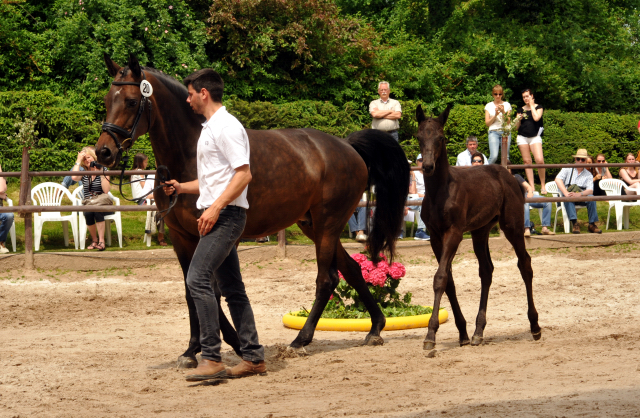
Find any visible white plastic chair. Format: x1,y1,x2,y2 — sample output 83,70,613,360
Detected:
599,179,640,230
5,197,17,252
31,182,78,251
545,181,587,234
73,188,123,249
144,198,153,247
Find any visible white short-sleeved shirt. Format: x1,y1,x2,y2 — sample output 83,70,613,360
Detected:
484,101,512,131
369,98,402,132
455,149,488,166
196,106,251,210
131,173,155,200
414,170,425,195
556,167,594,191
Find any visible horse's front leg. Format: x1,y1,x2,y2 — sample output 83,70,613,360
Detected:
424,229,463,350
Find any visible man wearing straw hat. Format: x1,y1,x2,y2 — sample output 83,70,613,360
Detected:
554,148,602,234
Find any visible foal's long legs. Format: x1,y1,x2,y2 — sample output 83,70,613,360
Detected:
470,223,496,345
424,229,463,350
500,218,542,340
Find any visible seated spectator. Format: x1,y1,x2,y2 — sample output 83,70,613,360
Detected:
471,152,484,166
348,193,368,242
131,153,167,246
619,152,640,195
508,161,553,236
61,146,93,196
456,136,487,167
592,153,612,196
0,163,14,254
554,148,601,234
71,147,112,250
409,154,430,241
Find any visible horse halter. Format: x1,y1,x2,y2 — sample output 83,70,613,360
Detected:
101,70,153,158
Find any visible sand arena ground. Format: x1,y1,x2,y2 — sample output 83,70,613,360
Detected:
2,234,640,417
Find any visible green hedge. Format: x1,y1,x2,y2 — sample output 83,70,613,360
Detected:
399,103,640,177
3,91,639,182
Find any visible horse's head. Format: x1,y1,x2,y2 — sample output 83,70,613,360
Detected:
415,104,451,177
97,53,155,168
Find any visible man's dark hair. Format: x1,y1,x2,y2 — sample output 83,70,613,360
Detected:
521,88,533,96
183,69,224,102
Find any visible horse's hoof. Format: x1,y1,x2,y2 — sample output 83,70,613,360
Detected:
286,346,307,356
532,330,542,341
470,336,483,346
176,355,198,369
460,338,470,347
423,340,436,350
364,335,384,346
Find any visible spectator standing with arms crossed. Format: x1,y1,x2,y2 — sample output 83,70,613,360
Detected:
484,84,512,164
516,89,546,194
162,69,265,381
369,82,402,141
0,163,14,254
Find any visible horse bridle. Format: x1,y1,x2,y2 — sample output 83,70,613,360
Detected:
101,70,152,157
99,70,178,221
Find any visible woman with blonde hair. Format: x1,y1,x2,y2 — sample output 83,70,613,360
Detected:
71,146,111,250
620,152,640,195
484,84,512,165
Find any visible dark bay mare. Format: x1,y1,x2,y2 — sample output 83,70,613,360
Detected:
95,55,409,367
415,104,541,350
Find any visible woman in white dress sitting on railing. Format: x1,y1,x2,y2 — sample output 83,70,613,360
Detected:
131,153,167,246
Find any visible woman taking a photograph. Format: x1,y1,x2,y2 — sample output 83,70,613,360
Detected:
484,84,512,165
515,89,546,194
71,147,111,251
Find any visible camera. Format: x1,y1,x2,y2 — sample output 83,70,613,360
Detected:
89,161,103,168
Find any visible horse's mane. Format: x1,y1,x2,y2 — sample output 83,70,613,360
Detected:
121,66,188,100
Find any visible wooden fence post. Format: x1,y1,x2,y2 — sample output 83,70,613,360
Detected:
19,147,34,269
277,229,286,258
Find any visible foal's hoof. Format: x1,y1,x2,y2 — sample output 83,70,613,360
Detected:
532,330,542,341
176,355,198,369
364,335,384,346
460,338,470,347
423,340,436,351
470,336,483,346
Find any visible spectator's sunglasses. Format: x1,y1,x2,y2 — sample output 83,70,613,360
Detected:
472,159,483,163
492,92,503,96
596,158,605,163
575,157,586,162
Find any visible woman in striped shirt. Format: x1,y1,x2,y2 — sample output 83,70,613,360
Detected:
71,147,111,250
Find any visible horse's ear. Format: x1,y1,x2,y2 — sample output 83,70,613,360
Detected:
437,103,453,126
416,105,426,124
128,54,142,78
104,53,121,77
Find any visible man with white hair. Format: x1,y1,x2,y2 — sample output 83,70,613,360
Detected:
369,81,402,141
455,136,487,167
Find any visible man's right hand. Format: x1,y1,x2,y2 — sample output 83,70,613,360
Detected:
163,179,181,196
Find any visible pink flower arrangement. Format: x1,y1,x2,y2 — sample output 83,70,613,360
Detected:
339,252,406,288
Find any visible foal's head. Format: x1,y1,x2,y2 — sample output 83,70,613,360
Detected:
415,104,451,176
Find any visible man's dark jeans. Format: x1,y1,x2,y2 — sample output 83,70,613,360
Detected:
186,205,264,363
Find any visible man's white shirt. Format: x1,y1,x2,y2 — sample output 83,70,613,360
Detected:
196,106,250,210
455,149,488,166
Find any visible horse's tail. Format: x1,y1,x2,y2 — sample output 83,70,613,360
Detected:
347,129,410,263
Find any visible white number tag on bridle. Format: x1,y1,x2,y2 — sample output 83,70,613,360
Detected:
140,80,153,97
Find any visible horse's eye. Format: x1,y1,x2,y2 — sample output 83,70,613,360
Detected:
127,99,137,108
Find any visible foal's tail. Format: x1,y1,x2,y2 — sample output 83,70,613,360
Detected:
347,129,410,263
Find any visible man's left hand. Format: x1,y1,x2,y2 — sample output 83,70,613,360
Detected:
198,206,220,236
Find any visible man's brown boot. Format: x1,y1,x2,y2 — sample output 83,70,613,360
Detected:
185,359,227,381
572,221,581,234
588,223,602,234
226,360,267,379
